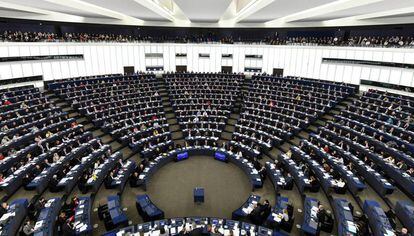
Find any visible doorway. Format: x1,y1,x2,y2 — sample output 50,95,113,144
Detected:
221,66,232,73
124,66,135,75
176,65,187,72
273,68,284,76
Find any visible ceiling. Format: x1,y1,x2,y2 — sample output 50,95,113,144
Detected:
0,0,414,28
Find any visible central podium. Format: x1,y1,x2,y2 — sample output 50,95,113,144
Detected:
193,187,204,203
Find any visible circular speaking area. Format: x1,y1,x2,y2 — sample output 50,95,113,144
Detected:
1,1,414,236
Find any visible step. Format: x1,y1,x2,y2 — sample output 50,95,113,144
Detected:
128,153,142,162
267,148,281,159
315,120,325,126
56,102,70,108
84,123,95,131
62,107,74,112
92,129,104,138
166,113,175,119
172,132,184,140
101,135,113,144
76,117,88,124
224,125,235,133
227,119,237,125
230,113,240,119
167,118,178,125
288,137,301,146
169,124,180,132
68,112,80,118
220,131,233,140
118,146,133,159
297,131,310,139
307,125,318,132
109,141,123,152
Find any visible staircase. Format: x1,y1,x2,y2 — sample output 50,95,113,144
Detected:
218,76,249,145
45,91,137,161
158,77,184,146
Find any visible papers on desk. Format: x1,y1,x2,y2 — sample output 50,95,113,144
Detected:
310,206,318,219
75,222,88,232
34,220,44,230
242,206,253,215
0,212,14,222
346,221,357,234
116,230,125,236
146,230,159,236
384,229,395,236
272,213,282,223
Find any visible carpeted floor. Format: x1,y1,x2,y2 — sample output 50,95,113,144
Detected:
113,156,276,235
146,156,255,218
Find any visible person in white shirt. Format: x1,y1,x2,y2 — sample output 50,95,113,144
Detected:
281,208,289,222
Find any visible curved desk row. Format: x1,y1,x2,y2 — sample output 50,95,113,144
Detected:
99,195,129,231
85,152,122,193
395,201,414,234
33,197,62,236
136,194,164,222
137,146,262,191
103,216,284,236
0,198,28,236
107,159,136,193
74,196,92,235
232,195,261,221
363,200,395,236
27,133,95,194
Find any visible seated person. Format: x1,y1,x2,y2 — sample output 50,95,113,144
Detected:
49,175,60,192
62,219,76,236
333,178,346,194
22,220,35,236
355,215,369,236
396,228,410,236
283,172,294,190
249,203,263,225
104,171,115,188
317,204,333,232
129,171,141,187
309,175,320,192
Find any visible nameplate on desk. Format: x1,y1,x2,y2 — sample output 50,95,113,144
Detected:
176,152,189,161
214,152,227,162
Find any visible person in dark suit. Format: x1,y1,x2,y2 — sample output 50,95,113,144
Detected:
249,203,263,225
77,174,88,193
57,212,67,233
259,200,272,224
356,215,369,236
317,205,327,223
62,220,75,236
284,173,294,190
49,175,60,192
35,197,46,213
104,171,114,188
129,171,140,187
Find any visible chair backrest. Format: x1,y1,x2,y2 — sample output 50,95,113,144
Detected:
287,204,294,217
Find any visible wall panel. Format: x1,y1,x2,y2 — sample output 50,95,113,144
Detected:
0,43,413,87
